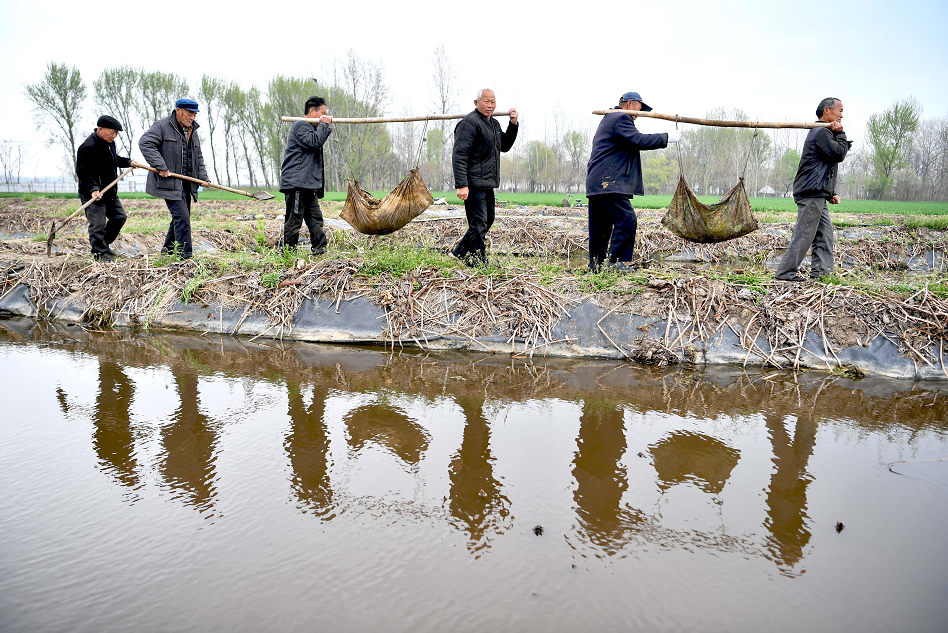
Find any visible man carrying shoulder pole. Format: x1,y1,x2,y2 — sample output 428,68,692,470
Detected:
451,89,519,267
76,115,144,261
585,91,679,273
279,96,332,255
775,97,852,282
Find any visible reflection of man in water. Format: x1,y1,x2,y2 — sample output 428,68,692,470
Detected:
92,361,139,488
571,400,641,554
447,395,510,555
284,382,334,515
159,370,218,512
763,415,817,571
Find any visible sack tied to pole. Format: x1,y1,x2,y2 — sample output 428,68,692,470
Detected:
281,112,512,236
593,109,822,244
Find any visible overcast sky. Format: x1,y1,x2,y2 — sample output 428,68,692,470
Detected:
1,0,946,179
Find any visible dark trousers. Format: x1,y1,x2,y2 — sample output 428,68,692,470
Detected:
776,197,835,279
80,194,126,256
587,194,638,272
451,188,495,265
161,189,193,258
282,188,327,253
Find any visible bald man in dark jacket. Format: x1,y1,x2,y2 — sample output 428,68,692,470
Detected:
451,89,519,266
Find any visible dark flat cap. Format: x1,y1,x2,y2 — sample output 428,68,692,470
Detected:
97,115,123,131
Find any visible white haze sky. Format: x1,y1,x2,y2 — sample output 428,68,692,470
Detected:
1,0,946,179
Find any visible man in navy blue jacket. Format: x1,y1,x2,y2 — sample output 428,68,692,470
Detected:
585,92,680,272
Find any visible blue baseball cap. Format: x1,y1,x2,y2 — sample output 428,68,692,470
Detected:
175,98,200,112
619,91,652,111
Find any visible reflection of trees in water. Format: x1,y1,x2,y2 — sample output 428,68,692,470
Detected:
284,381,334,516
344,401,430,466
763,415,817,575
572,400,644,555
448,396,510,556
158,370,219,512
650,431,740,495
92,361,140,489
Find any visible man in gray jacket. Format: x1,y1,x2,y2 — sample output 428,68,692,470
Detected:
139,98,211,259
279,96,332,254
775,97,851,282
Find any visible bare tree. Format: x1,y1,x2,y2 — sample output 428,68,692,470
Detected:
429,45,459,190
198,74,226,183
136,70,189,131
0,140,27,185
24,62,87,179
93,66,140,156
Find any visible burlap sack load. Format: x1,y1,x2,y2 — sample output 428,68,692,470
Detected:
662,176,758,243
340,167,434,235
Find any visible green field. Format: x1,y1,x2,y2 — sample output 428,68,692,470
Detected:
3,190,947,216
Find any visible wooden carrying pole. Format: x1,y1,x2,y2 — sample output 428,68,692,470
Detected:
592,109,831,129
281,111,511,125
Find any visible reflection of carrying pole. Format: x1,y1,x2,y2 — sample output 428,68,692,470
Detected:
281,111,512,125
46,167,135,257
592,109,831,129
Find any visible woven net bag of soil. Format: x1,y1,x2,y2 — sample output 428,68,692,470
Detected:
340,167,434,235
661,176,758,243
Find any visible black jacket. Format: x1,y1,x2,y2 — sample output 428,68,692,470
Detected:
139,111,209,201
586,111,668,197
280,119,332,195
453,110,518,189
793,126,852,200
76,131,132,199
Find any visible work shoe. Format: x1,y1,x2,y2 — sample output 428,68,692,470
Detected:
92,252,116,263
311,247,326,256
776,274,807,282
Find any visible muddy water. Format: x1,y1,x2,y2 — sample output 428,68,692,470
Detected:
1,320,947,632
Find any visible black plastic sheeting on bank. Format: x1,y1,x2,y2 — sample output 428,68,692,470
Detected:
1,282,945,381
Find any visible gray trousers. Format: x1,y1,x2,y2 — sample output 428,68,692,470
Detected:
776,197,835,279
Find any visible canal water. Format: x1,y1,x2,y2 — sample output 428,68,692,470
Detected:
1,319,946,632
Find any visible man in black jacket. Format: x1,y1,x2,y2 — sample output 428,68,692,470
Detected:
139,98,211,259
585,91,679,272
775,98,851,282
76,115,143,261
279,96,333,254
451,89,519,266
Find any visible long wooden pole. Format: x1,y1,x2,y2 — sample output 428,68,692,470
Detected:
592,109,831,129
46,167,135,256
281,111,511,125
135,164,270,199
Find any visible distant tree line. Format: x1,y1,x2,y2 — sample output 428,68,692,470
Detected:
17,60,948,201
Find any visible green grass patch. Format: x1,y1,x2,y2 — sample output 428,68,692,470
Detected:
356,245,458,278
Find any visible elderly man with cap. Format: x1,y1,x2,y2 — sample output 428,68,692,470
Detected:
451,88,519,267
76,115,144,261
585,91,680,272
139,98,211,259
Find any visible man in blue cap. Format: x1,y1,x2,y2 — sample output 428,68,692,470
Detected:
585,91,680,272
139,98,211,259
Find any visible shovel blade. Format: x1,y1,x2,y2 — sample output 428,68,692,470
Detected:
253,191,276,201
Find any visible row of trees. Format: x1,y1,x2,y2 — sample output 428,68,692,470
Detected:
18,59,948,200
